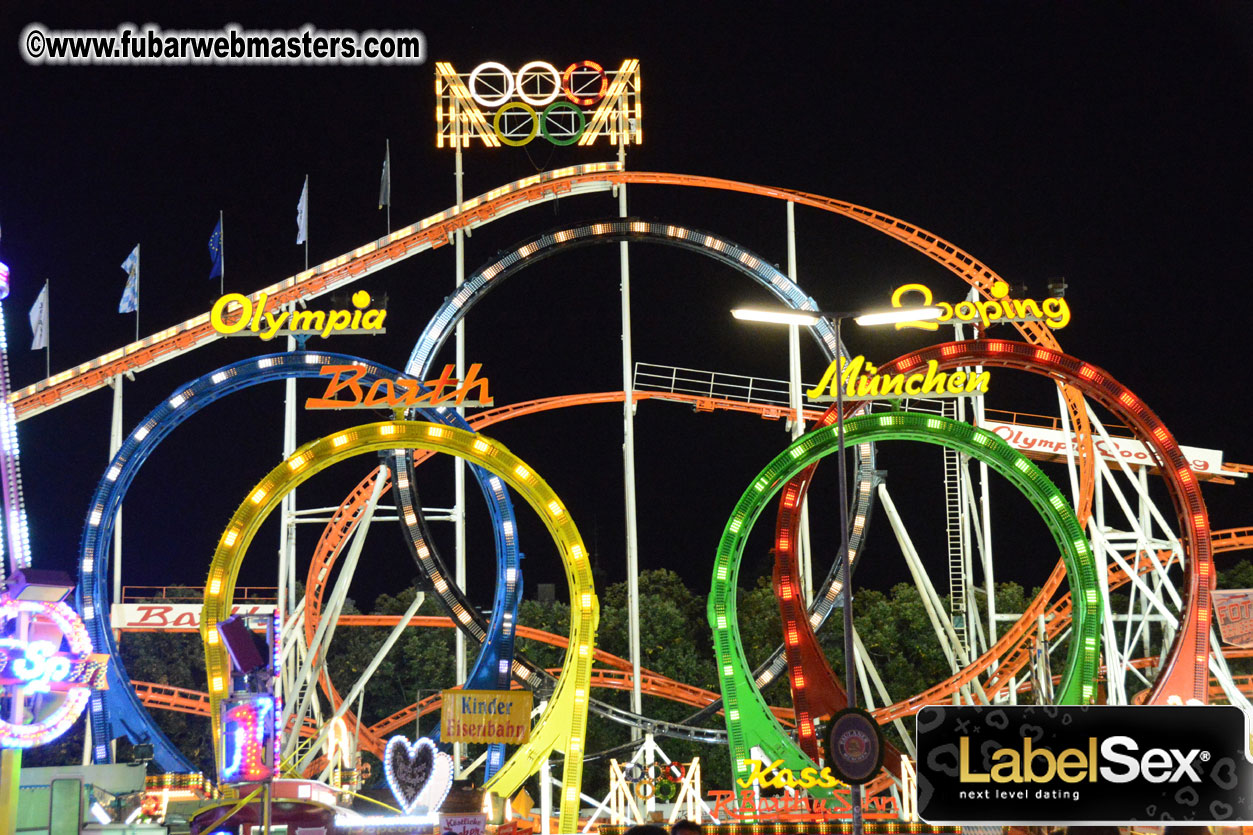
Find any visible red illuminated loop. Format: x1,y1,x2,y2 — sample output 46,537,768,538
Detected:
878,340,1213,705
562,60,608,106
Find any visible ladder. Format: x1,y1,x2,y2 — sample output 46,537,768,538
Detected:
942,398,969,655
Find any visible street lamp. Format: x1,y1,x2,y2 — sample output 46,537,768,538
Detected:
732,303,940,832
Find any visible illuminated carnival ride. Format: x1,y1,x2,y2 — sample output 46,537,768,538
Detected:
4,141,1249,829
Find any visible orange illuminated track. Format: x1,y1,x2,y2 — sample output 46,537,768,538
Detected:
133,521,1252,761
295,388,820,748
854,342,1210,704
9,168,1095,527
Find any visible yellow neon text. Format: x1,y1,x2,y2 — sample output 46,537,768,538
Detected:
806,356,990,401
890,281,1070,331
210,290,386,340
735,758,841,790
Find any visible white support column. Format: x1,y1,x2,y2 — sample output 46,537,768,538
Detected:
785,201,813,605
617,139,644,743
108,374,124,763
279,330,297,715
109,375,123,641
453,143,467,771
972,389,996,648
540,753,553,835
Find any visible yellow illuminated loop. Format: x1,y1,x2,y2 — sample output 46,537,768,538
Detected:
201,422,597,832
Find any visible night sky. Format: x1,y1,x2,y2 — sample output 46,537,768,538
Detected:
1,3,1250,614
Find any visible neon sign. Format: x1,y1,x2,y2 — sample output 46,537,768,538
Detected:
304,363,492,409
210,290,386,340
0,597,105,747
735,758,843,790
707,788,899,822
890,280,1071,331
436,59,641,149
806,355,990,401
220,694,276,783
383,736,453,815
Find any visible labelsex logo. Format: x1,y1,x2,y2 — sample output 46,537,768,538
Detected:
959,735,1206,784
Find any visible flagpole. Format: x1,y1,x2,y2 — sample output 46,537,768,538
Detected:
134,243,140,342
219,210,225,296
304,175,309,271
386,139,391,235
43,280,49,378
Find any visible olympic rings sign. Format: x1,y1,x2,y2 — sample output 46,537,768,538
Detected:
468,60,607,146
619,762,688,801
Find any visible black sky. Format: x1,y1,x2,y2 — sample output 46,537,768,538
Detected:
0,3,1251,611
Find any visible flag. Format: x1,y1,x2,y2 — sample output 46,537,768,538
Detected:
208,217,223,279
29,282,48,350
378,143,391,209
296,176,308,245
119,244,139,313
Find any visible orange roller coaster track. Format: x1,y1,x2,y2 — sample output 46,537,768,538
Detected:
10,167,1098,528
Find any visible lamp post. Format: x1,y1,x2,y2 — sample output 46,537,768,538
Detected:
732,303,940,832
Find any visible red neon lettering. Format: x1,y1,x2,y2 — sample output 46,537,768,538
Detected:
132,605,172,627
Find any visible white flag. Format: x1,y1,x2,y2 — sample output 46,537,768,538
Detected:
378,142,391,209
296,176,308,245
29,282,48,350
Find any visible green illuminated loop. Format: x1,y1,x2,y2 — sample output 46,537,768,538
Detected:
540,101,586,146
709,412,1101,794
201,422,597,833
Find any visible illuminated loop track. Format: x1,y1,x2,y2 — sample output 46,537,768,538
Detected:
6,166,1102,718
872,341,1213,703
300,389,838,757
711,411,1102,797
401,217,883,720
201,422,595,834
14,167,1113,757
18,171,1103,742
761,339,1212,779
75,353,522,772
16,172,1100,659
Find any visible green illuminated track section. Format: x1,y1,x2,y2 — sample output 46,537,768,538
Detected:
201,422,597,833
709,412,1101,793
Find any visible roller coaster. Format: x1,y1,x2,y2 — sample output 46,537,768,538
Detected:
5,162,1251,831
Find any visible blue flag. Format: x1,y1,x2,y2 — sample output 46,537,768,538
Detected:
118,244,139,313
208,218,223,280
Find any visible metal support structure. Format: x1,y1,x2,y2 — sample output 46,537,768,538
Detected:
108,373,123,762
831,316,863,835
878,484,963,677
971,382,996,651
278,332,297,737
284,465,387,757
109,374,124,644
294,589,425,773
452,142,467,772
616,140,645,749
940,398,968,654
540,753,553,835
851,627,915,757
785,202,813,604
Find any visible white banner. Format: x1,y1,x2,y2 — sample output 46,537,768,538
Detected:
112,602,275,631
981,421,1225,475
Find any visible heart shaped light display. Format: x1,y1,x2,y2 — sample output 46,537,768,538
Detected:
383,736,454,815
